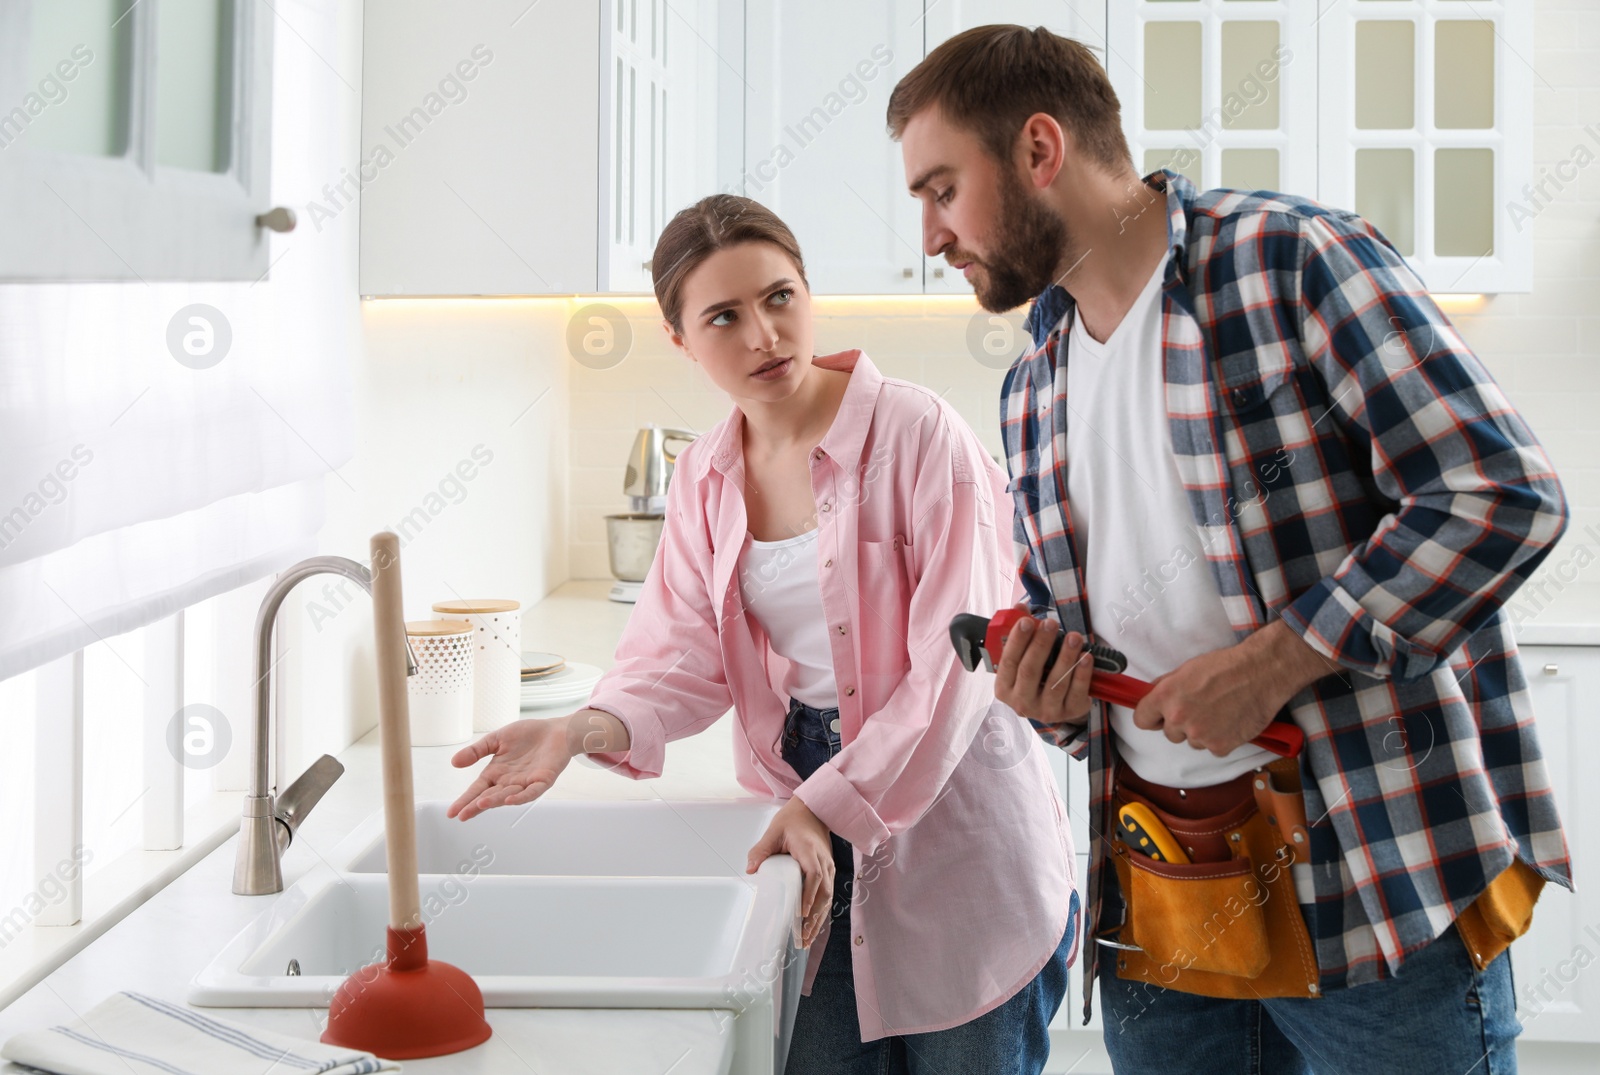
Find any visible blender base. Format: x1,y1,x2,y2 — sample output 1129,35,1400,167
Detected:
608,579,644,604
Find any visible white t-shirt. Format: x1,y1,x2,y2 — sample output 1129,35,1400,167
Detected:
1064,254,1276,787
737,528,840,709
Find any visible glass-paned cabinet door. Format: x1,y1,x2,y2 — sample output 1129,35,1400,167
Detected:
0,0,273,281
1318,0,1530,292
922,0,1102,296
1106,0,1318,201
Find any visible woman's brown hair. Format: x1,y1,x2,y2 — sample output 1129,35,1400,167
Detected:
651,194,808,335
886,24,1130,172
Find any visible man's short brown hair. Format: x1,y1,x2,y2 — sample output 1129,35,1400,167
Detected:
887,24,1131,172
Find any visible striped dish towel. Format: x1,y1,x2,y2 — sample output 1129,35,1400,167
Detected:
0,991,401,1074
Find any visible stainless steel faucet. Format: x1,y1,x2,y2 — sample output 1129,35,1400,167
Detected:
232,555,418,895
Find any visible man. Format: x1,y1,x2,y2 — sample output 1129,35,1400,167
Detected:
889,24,1569,1073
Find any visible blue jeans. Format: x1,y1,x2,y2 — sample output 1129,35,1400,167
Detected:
1098,905,1521,1074
779,697,1074,1075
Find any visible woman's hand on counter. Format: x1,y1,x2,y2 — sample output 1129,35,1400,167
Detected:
747,796,836,948
446,709,633,821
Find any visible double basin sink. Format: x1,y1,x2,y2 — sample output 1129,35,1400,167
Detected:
190,800,805,1074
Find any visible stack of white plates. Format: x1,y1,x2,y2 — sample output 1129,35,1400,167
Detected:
522,651,566,679
519,661,604,710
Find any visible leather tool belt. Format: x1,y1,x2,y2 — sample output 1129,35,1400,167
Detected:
1103,757,1322,999
1102,757,1546,999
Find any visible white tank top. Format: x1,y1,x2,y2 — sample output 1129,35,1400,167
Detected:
737,528,840,709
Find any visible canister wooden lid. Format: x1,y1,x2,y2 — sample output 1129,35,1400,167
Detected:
405,619,475,636
432,599,521,614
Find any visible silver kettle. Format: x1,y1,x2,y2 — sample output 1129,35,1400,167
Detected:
623,425,698,505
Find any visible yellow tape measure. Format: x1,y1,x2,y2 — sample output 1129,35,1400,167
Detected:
1118,802,1190,864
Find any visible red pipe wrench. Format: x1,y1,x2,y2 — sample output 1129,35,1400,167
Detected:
950,610,1304,758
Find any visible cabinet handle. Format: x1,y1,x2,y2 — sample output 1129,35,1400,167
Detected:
901,267,914,278
1544,663,1559,675
933,267,945,279
254,207,297,233
641,259,653,275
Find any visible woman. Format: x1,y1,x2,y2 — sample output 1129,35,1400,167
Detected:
448,195,1077,1074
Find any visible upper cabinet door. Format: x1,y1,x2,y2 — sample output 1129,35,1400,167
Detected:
601,0,668,293
602,0,720,292
359,0,602,296
0,0,275,282
1107,0,1318,204
1106,0,1530,295
743,0,924,294
1317,0,1531,293
922,1,1103,296
360,0,717,296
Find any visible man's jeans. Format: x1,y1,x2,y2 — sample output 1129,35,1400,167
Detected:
1098,917,1520,1074
779,696,1074,1075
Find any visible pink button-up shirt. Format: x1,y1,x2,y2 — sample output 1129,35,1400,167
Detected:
585,350,1076,1039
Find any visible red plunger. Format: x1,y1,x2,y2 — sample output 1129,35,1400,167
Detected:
321,531,493,1058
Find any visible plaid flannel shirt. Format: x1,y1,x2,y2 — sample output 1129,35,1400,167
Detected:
1002,171,1573,1021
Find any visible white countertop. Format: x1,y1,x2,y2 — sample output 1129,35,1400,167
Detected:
1509,582,1600,647
0,581,752,1075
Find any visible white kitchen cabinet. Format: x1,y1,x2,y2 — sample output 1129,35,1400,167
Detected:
742,2,1104,297
0,0,277,282
359,0,718,296
602,0,720,292
922,1,1103,297
1105,0,1531,294
1106,0,1319,209
357,2,1532,296
602,0,666,294
741,0,923,294
1317,0,1531,293
1508,644,1600,1043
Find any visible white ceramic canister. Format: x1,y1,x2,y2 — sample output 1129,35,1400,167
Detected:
432,599,522,732
403,619,476,745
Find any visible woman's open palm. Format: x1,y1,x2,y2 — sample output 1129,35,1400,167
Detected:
448,717,573,821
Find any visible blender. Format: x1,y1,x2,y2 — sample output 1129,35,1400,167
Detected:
605,425,697,602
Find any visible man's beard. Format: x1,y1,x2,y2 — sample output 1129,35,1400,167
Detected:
967,169,1075,314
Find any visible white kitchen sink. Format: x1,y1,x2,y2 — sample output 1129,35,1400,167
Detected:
339,799,779,877
192,870,784,1001
191,800,805,1075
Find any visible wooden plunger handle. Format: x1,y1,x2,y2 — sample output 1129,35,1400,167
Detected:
370,531,421,933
